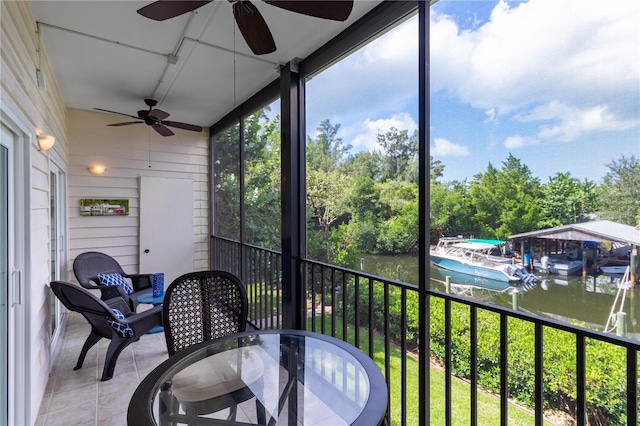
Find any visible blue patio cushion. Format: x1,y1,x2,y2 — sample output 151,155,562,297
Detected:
98,272,133,295
106,309,134,338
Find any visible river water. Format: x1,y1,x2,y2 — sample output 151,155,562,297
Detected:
360,254,640,339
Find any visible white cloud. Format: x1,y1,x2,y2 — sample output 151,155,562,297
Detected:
348,113,418,151
431,0,639,117
516,101,639,142
431,138,470,157
504,135,539,149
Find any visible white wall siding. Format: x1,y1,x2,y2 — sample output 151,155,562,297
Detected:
67,109,210,275
1,1,68,423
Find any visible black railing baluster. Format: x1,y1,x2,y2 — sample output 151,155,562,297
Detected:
384,281,390,407
369,277,374,358
355,275,360,349
331,268,336,338
445,298,452,426
470,305,477,426
342,272,348,342
401,287,407,426
321,265,326,335
576,334,586,426
500,313,508,426
535,323,543,426
627,347,637,426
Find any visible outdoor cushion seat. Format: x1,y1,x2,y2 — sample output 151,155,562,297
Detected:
50,281,162,381
73,251,153,311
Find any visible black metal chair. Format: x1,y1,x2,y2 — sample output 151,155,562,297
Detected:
50,281,162,381
162,270,266,424
73,251,153,311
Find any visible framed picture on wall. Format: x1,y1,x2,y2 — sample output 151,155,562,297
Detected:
80,199,129,216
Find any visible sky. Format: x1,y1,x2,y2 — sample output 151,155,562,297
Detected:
303,0,639,184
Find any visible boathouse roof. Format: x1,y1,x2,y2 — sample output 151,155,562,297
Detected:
509,220,640,246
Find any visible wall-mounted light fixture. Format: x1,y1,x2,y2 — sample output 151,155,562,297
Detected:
37,134,56,151
88,164,106,175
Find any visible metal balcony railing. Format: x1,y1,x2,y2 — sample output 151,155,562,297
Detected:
212,236,640,426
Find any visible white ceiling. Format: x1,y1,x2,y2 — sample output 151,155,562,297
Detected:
29,1,382,130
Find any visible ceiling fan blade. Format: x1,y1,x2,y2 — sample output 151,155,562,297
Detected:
162,121,203,132
148,109,170,121
265,1,353,21
94,108,139,119
152,124,175,137
233,1,276,55
137,1,212,21
107,121,144,127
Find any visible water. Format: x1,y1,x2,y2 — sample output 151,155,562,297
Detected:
360,254,640,339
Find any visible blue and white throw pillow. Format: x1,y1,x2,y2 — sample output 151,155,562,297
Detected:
106,309,134,338
98,272,134,295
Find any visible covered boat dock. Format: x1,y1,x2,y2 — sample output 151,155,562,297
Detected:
509,220,640,285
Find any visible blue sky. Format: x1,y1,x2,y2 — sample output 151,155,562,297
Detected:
304,0,639,184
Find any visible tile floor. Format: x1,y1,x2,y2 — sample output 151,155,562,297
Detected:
36,311,169,426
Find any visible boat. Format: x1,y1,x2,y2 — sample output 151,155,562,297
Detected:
430,239,537,285
599,265,629,277
535,256,583,275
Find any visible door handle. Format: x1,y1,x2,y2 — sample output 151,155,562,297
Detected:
12,268,22,306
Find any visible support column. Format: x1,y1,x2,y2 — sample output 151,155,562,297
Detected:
281,60,306,330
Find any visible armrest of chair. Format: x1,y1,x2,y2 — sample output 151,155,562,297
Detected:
123,273,153,292
121,304,162,324
123,304,163,335
105,297,132,315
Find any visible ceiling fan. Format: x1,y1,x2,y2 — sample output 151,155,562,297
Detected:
94,98,203,137
137,0,354,55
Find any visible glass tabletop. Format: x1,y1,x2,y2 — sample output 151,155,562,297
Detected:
128,330,387,425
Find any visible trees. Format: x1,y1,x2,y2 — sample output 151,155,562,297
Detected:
468,155,542,240
232,110,628,266
599,155,640,226
539,172,599,228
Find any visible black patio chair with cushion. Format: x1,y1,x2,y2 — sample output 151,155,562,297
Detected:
50,281,162,381
73,251,153,311
162,270,266,424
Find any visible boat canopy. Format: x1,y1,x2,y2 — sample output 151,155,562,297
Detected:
467,239,506,246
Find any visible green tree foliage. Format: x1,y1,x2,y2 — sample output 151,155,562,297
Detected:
213,123,241,240
599,155,640,226
430,180,474,241
376,127,418,182
306,169,353,262
430,156,445,183
244,111,282,250
307,119,351,172
225,110,629,264
469,155,542,239
539,172,599,228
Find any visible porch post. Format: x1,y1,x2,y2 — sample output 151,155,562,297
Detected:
280,60,306,330
418,1,431,425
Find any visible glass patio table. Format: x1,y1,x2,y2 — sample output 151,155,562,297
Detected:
128,329,388,425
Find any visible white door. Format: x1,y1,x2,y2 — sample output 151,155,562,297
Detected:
1,123,24,425
0,125,12,426
139,177,194,286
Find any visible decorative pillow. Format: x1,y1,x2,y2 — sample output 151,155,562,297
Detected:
98,272,133,295
106,309,134,338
